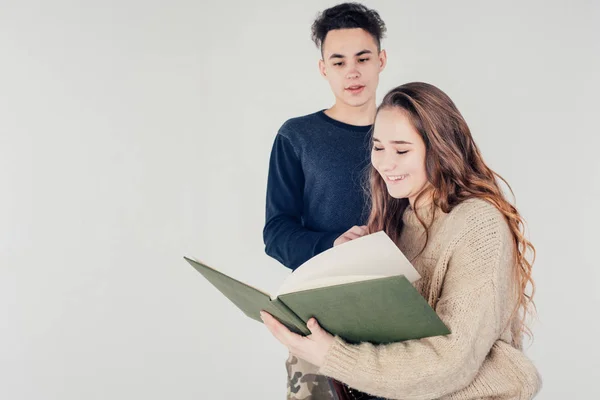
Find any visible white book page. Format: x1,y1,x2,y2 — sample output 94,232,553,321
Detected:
276,274,387,297
275,231,420,297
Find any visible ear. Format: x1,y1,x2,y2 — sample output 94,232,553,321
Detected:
378,49,388,72
318,58,327,78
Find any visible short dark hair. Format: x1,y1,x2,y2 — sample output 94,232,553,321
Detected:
311,2,386,53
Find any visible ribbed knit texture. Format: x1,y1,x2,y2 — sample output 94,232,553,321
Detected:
309,198,542,399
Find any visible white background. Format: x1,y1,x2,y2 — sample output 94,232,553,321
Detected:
1,0,598,398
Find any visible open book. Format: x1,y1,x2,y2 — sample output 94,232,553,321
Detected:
184,231,449,344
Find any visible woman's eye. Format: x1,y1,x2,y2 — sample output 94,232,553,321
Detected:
397,150,408,155
372,147,383,151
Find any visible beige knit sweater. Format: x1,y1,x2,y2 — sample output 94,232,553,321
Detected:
287,198,542,400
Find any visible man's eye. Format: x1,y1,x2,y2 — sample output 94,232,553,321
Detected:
358,58,370,62
334,62,343,66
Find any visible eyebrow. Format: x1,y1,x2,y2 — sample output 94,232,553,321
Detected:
328,49,373,60
373,138,413,145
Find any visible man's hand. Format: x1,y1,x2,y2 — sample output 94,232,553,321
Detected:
333,225,368,246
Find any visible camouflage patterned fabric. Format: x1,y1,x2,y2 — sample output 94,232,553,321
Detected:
286,353,336,400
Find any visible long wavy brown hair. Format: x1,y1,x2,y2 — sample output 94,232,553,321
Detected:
366,82,536,339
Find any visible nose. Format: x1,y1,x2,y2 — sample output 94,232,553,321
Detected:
345,61,361,80
374,150,396,172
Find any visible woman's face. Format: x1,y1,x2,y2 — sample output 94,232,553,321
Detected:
371,107,430,206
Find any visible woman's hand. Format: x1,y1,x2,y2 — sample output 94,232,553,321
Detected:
260,311,334,368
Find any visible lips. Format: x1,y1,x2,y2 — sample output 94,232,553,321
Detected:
385,174,408,184
345,84,365,94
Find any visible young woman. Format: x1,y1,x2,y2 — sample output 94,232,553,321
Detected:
261,82,542,400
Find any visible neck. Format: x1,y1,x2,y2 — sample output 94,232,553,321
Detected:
325,100,376,126
409,190,434,210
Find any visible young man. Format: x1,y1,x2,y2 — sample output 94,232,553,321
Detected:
262,3,388,399
263,2,387,271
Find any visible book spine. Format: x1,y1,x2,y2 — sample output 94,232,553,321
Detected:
270,299,310,336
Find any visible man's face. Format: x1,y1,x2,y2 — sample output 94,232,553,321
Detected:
319,28,387,108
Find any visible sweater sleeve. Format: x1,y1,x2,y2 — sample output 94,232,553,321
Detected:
263,133,341,270
318,210,516,399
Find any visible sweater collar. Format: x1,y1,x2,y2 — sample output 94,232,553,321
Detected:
403,203,445,229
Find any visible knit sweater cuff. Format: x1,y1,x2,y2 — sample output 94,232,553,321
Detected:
318,336,361,379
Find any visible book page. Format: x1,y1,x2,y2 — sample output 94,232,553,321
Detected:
275,231,421,297
277,274,388,295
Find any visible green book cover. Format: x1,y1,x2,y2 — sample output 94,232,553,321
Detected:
278,275,449,344
183,232,450,344
183,256,310,335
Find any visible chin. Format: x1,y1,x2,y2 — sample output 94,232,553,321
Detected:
387,190,408,200
343,94,372,107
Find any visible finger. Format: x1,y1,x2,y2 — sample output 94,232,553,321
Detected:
349,225,368,236
261,312,289,345
356,226,368,235
306,318,324,337
260,311,303,347
337,236,350,245
344,231,362,240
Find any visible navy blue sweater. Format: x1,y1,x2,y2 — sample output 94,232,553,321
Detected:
263,110,373,270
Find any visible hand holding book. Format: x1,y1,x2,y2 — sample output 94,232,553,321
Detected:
184,231,450,344
260,312,334,368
